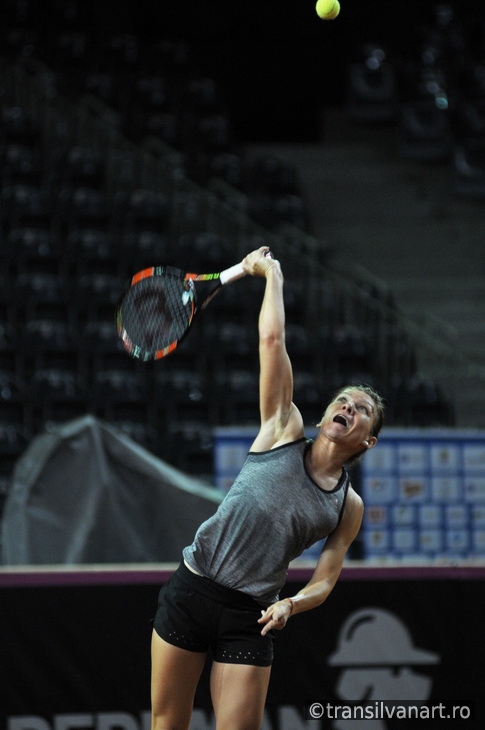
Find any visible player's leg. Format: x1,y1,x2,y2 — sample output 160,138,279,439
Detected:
210,660,272,730
151,630,207,730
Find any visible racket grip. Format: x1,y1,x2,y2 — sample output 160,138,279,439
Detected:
219,262,246,286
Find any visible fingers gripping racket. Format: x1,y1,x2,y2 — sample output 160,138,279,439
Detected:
116,262,246,361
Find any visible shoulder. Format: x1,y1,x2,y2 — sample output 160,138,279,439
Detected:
335,484,364,540
345,484,363,515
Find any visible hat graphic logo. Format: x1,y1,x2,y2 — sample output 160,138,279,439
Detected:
327,607,440,729
329,607,439,667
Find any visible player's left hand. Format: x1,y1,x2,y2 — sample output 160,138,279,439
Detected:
258,600,292,635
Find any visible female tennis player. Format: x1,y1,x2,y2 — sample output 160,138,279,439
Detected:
151,246,384,730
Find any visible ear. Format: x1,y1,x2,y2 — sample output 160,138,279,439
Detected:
365,436,378,449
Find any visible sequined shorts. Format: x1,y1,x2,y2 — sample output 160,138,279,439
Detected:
152,561,275,666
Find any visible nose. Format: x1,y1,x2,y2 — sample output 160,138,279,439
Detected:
343,400,354,413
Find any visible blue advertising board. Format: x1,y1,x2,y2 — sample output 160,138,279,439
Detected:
360,428,485,561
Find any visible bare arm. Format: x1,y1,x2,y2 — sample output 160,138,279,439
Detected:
242,248,303,452
259,487,364,634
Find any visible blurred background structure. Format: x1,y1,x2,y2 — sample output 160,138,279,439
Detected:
1,0,485,548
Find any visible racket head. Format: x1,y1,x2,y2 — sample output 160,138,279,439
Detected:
116,266,197,361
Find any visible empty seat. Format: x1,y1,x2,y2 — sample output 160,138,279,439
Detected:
153,369,215,425
452,141,485,199
65,228,122,279
6,227,62,274
0,276,17,349
346,45,398,123
273,193,307,231
34,395,89,431
91,368,149,406
30,365,87,429
0,419,29,458
164,420,214,477
0,398,33,455
60,146,105,189
398,100,451,161
76,271,125,310
19,291,74,322
293,371,324,424
327,324,374,382
453,99,485,144
285,323,314,371
247,192,307,232
22,315,72,345
83,71,124,108
32,345,82,378
216,370,259,426
14,272,70,319
80,318,123,372
0,106,41,147
208,151,245,189
57,186,110,231
187,76,224,113
247,154,300,195
104,33,141,71
133,75,169,113
2,183,55,230
18,314,74,355
1,141,43,186
210,321,258,373
191,113,232,152
177,231,233,271
120,230,169,271
133,109,180,146
107,418,159,453
0,473,12,517
0,370,28,416
391,373,455,427
113,188,170,234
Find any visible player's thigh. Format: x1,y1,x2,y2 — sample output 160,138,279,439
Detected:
210,660,272,730
151,630,207,730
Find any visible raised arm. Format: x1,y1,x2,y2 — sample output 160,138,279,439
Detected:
242,248,303,451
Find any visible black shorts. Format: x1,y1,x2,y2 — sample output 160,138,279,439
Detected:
152,562,275,666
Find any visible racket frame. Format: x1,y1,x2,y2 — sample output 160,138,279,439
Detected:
116,262,246,361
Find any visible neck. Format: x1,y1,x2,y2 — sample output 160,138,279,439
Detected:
306,439,344,482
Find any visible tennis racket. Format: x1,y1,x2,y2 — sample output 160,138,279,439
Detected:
116,261,246,361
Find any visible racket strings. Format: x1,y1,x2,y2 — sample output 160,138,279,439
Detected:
119,276,194,354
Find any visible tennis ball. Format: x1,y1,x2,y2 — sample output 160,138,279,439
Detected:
316,0,340,20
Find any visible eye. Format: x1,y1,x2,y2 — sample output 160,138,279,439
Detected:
357,404,369,415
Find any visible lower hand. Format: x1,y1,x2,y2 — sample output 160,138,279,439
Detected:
258,600,292,636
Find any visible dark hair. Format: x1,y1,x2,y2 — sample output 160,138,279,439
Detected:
328,383,385,465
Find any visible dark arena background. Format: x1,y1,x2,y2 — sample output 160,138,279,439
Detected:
1,1,485,728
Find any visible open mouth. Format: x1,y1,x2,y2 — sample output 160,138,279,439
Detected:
333,414,348,427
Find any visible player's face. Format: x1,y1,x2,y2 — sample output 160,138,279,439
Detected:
321,388,377,448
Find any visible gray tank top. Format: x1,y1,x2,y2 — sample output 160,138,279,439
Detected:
183,437,350,605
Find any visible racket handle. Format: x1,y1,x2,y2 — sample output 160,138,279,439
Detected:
219,262,246,286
